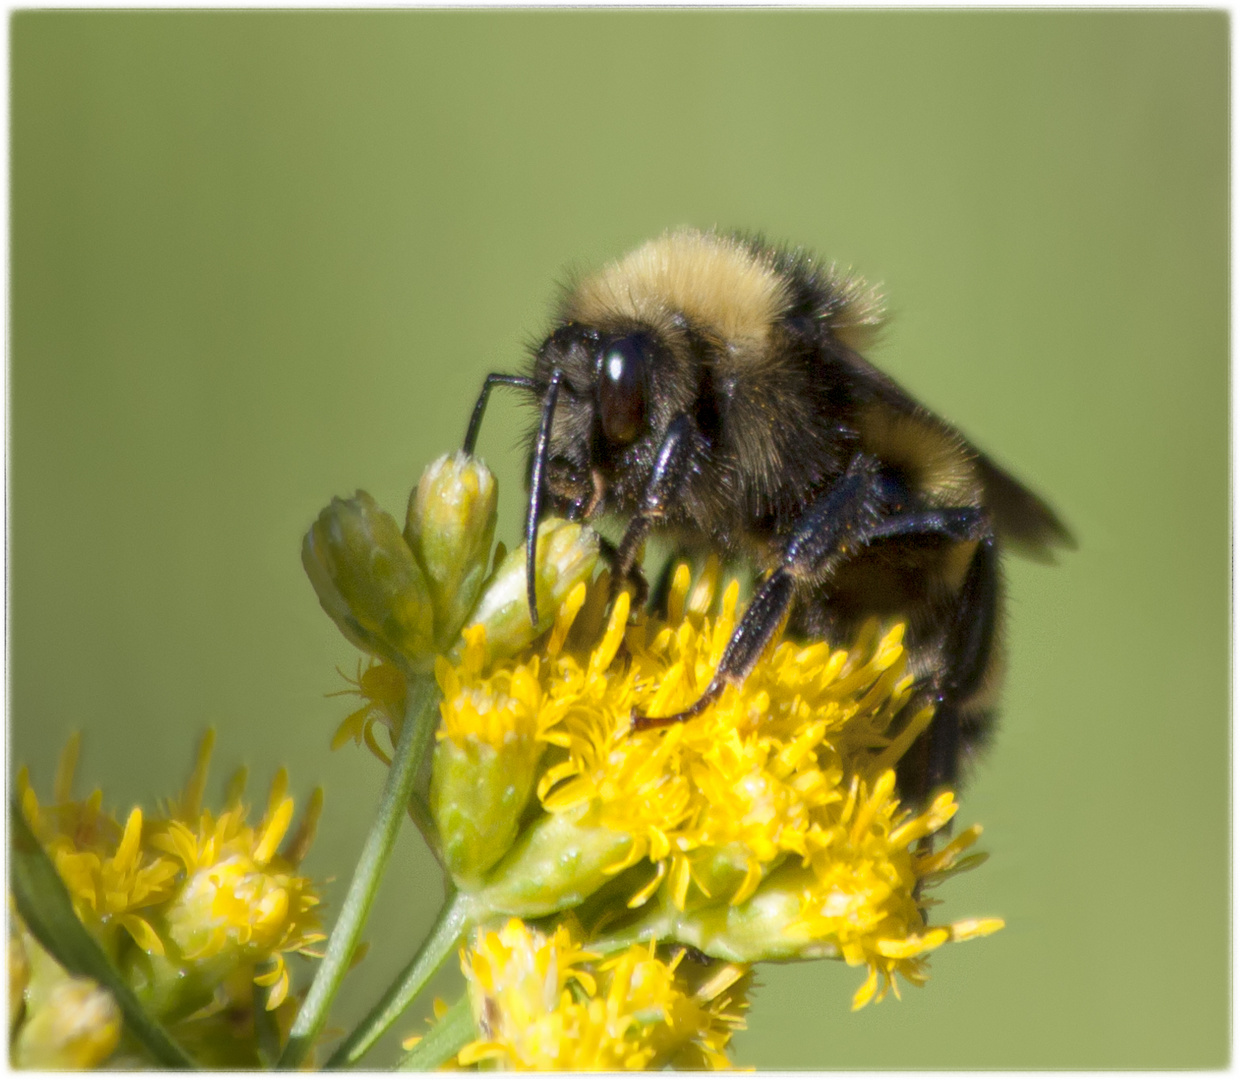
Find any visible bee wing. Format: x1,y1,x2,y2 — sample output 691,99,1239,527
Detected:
973,454,1075,562
833,346,1075,561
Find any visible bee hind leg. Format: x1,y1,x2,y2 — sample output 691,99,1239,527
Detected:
596,535,650,609
903,539,1000,895
898,535,1000,809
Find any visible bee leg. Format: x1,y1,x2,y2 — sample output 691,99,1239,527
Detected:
633,453,990,731
604,533,650,609
854,507,989,546
593,535,649,609
898,536,1000,808
632,568,799,731
609,414,700,607
632,453,883,730
462,373,537,454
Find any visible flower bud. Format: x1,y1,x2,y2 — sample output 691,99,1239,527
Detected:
430,642,549,884
469,805,633,919
464,519,600,663
12,976,121,1069
673,843,770,912
431,735,543,886
303,491,435,669
654,863,836,965
405,452,498,648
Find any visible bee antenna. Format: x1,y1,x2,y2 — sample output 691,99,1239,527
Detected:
524,369,564,627
463,373,538,455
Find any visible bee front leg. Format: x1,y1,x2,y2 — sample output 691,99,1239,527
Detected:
632,453,988,731
608,414,700,606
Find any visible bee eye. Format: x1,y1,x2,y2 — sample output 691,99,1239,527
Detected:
598,334,648,445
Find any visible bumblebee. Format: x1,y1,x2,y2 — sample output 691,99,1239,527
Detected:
463,228,1071,805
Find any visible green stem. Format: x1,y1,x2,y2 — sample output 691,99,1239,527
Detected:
395,994,475,1071
278,671,440,1069
324,890,471,1068
407,790,444,869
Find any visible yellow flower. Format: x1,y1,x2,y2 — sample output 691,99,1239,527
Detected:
319,455,1004,1017
406,450,500,648
429,624,557,883
328,656,408,762
458,917,749,1070
769,774,1004,1009
435,623,557,749
16,731,325,1032
302,489,437,669
464,517,602,663
9,911,124,1069
15,734,179,957
148,734,326,1010
534,574,919,910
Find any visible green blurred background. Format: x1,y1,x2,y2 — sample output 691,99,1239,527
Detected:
10,10,1228,1069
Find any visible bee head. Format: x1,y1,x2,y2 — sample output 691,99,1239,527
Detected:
530,320,694,521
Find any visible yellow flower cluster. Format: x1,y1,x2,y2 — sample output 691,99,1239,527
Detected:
153,769,324,1011
534,565,921,909
458,917,748,1070
13,730,324,1067
346,552,1001,1013
471,561,999,1005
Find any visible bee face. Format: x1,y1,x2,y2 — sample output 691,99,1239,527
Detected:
532,320,697,522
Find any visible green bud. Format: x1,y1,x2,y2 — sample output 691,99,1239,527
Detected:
679,843,771,912
430,734,544,886
657,862,838,964
302,491,435,669
465,519,600,662
406,452,498,648
13,976,121,1069
468,804,633,919
122,940,227,1024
